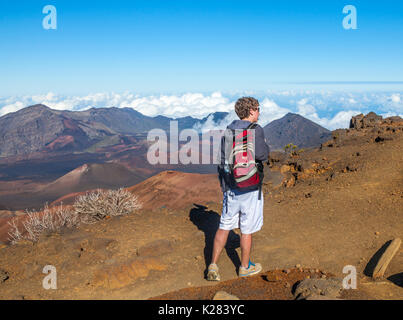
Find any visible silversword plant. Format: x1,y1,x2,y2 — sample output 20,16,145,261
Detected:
8,188,142,244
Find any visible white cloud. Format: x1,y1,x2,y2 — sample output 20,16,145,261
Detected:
259,98,290,124
321,110,362,130
118,91,233,119
0,91,402,132
348,98,357,104
298,98,308,106
193,113,232,133
391,93,400,103
297,103,316,117
0,101,25,116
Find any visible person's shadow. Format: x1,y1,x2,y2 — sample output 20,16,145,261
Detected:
189,203,241,279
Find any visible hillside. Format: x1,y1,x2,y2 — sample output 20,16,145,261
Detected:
37,162,145,200
0,112,402,300
0,163,147,211
263,112,332,151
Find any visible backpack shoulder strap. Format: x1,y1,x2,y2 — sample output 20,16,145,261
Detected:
246,122,258,130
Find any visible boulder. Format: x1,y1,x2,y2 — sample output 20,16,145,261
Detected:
349,113,364,129
350,112,383,130
0,269,9,283
294,278,343,300
372,238,401,280
362,112,383,128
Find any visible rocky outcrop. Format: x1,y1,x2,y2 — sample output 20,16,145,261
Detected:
317,112,403,151
350,112,382,129
350,112,402,130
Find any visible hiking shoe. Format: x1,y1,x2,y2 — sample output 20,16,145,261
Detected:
207,263,220,281
239,261,262,277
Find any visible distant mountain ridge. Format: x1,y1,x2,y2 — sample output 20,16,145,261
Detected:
263,113,332,151
0,104,333,158
0,104,229,157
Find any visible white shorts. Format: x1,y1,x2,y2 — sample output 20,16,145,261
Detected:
219,188,263,234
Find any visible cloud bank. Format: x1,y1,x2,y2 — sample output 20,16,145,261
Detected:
0,90,402,131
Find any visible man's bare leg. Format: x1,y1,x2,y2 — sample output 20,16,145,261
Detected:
211,228,230,264
240,233,252,268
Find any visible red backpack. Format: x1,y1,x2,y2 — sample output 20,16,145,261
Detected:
228,122,262,197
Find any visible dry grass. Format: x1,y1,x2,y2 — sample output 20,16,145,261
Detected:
73,188,142,224
7,204,79,244
8,188,142,244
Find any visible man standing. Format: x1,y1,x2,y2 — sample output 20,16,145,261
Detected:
207,97,270,281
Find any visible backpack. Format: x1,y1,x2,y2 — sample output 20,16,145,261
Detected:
227,122,263,198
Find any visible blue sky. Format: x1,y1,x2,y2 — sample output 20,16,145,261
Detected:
1,0,403,95
0,1,402,129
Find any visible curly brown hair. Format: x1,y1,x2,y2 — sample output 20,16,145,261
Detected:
234,97,259,120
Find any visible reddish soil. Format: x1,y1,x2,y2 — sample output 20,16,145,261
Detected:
45,135,75,151
151,268,330,300
150,268,375,300
127,171,222,210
